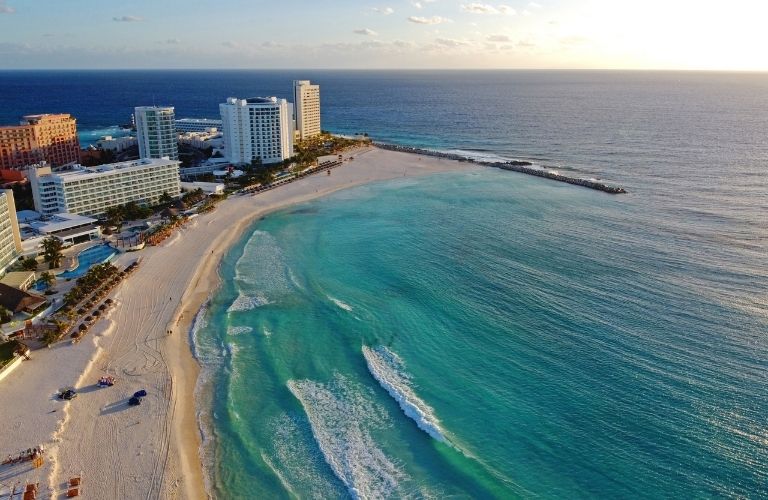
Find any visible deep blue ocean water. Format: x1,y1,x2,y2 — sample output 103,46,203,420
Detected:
2,70,766,497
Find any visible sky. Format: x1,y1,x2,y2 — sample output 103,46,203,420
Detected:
0,0,766,70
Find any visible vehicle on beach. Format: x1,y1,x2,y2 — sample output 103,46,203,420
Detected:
129,389,148,406
97,376,116,387
58,389,77,400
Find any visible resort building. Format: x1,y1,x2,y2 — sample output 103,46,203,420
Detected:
27,158,181,217
134,106,178,160
220,97,294,165
175,118,223,134
0,114,80,170
293,80,321,140
95,135,138,153
25,213,101,247
0,190,23,275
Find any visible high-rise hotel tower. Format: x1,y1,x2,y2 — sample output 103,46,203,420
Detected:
293,80,321,140
134,106,178,160
220,97,294,165
0,114,80,169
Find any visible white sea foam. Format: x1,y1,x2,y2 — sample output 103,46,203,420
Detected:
362,346,448,443
227,325,253,336
263,326,273,337
287,375,406,499
267,414,344,499
234,230,291,293
328,295,353,312
227,292,272,312
439,148,517,164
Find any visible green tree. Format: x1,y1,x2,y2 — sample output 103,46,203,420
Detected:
159,191,173,206
21,257,38,271
38,271,55,289
0,305,12,324
42,237,64,270
104,206,124,231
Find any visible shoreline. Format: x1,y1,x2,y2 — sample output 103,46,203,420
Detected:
0,145,479,499
170,146,481,496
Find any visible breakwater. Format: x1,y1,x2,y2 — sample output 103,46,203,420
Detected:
374,143,627,194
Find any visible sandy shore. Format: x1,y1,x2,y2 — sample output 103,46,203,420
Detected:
0,147,478,499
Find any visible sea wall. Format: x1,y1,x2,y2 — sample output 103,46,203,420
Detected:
374,143,627,194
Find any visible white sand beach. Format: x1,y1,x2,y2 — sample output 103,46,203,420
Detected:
0,147,478,499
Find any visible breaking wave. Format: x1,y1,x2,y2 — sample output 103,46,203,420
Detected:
227,325,253,336
227,292,272,312
362,346,448,443
287,375,407,499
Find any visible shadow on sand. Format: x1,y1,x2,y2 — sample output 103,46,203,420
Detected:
100,399,131,416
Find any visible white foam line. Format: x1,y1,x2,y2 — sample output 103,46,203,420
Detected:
362,346,448,443
287,377,404,499
327,295,353,312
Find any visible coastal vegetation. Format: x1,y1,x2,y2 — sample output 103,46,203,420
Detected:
0,339,21,369
62,263,119,308
20,257,38,271
225,134,367,192
42,236,64,269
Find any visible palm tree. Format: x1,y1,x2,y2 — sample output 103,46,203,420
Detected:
21,257,38,271
104,206,124,231
0,305,12,324
159,191,173,206
42,237,64,270
38,271,55,289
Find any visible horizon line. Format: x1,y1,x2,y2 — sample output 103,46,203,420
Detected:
1,68,767,74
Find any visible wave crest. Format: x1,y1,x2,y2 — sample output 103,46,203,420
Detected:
287,375,405,499
362,345,448,443
227,292,272,312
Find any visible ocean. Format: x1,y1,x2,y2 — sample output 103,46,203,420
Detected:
2,70,766,498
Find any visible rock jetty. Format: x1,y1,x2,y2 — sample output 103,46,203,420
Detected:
374,143,627,194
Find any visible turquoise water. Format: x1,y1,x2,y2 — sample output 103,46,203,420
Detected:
58,244,117,280
193,169,767,498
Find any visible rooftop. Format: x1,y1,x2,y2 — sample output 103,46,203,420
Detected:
36,158,180,181
176,118,222,123
28,213,99,234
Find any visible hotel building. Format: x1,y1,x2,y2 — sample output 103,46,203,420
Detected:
0,114,80,170
0,190,23,275
293,80,321,140
175,118,223,133
220,97,294,165
28,158,181,217
134,106,178,160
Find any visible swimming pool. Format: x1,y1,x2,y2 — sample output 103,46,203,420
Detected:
58,244,118,280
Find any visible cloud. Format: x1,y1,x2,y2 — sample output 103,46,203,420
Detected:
222,41,240,48
353,28,378,36
113,15,143,22
528,1,542,7
435,38,469,47
487,34,511,42
461,3,515,15
0,0,15,14
408,15,451,24
161,38,181,45
372,6,394,15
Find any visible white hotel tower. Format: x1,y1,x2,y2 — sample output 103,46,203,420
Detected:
28,159,181,217
134,106,179,160
219,97,294,165
293,80,321,140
